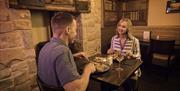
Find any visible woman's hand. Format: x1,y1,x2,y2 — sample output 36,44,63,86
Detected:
107,48,114,54
125,51,133,59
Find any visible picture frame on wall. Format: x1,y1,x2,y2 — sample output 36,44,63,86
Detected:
166,0,180,13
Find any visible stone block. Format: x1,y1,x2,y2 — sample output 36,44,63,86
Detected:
0,8,10,21
23,49,35,59
0,0,8,9
85,40,101,56
0,77,13,89
0,64,7,70
29,74,38,89
26,59,37,74
86,50,99,57
87,30,97,41
13,20,32,30
1,86,14,91
0,47,25,66
9,9,31,20
32,87,40,91
14,80,31,91
11,61,28,72
12,69,29,85
86,20,94,26
0,31,24,49
21,30,34,49
87,40,100,51
0,68,11,79
0,21,14,33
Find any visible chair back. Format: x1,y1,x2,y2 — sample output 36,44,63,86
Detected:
149,39,175,80
150,39,175,55
35,41,65,91
37,75,64,91
35,41,49,66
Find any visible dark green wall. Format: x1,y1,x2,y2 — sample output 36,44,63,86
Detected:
101,26,116,54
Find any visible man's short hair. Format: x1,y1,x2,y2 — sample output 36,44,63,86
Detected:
51,12,74,32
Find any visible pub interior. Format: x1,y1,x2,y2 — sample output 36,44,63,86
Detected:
0,0,180,91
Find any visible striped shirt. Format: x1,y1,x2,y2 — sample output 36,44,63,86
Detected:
110,35,142,77
110,35,141,59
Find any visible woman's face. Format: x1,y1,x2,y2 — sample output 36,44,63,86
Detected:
117,21,128,35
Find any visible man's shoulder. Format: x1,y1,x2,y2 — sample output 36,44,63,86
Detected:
42,42,70,55
52,43,70,54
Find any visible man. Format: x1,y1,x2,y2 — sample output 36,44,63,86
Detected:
38,12,96,91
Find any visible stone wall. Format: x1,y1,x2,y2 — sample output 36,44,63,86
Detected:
0,0,38,91
0,0,102,90
80,0,102,56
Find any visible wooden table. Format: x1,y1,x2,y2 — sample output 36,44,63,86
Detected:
75,54,143,87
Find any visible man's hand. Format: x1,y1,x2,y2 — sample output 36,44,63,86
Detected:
73,52,88,58
63,63,96,91
84,63,96,74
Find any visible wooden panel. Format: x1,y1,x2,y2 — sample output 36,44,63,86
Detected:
101,26,116,54
131,26,180,45
9,0,90,13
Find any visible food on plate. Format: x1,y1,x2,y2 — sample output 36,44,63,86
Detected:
91,62,110,72
110,51,124,62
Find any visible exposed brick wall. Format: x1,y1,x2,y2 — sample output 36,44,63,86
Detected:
0,0,102,90
81,0,102,56
0,0,38,91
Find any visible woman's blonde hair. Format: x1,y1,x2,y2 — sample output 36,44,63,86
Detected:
118,18,132,32
117,18,133,39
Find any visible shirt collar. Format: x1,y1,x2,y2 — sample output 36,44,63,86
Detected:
50,37,68,47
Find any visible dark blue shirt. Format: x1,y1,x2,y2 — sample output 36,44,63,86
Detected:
38,37,81,87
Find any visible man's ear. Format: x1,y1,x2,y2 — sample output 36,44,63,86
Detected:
65,27,70,35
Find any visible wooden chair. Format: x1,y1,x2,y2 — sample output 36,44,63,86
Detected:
35,41,49,66
149,39,175,79
35,41,64,91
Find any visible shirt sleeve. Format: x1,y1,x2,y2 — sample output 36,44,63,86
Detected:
132,38,141,59
55,49,81,86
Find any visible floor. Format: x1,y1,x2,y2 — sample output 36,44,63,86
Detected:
138,60,180,91
87,58,180,91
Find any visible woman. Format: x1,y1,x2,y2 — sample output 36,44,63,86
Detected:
107,18,141,91
107,18,141,59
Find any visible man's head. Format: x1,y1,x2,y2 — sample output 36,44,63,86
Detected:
51,12,77,43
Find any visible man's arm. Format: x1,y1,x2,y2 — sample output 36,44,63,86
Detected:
73,52,86,58
63,63,95,91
